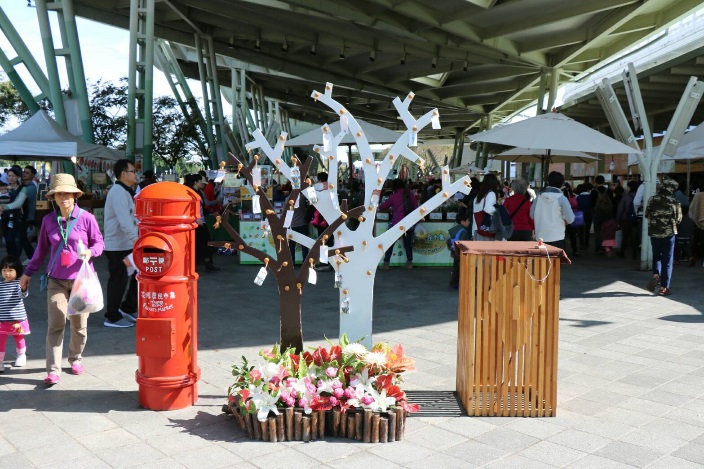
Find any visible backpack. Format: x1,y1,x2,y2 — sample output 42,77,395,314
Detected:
594,190,613,219
446,226,468,257
492,204,514,240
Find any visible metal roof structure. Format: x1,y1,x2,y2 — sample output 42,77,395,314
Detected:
59,0,704,137
560,7,704,134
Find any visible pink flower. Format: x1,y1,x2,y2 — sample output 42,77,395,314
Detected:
344,387,356,399
331,378,343,389
361,395,374,406
329,396,339,406
261,348,276,359
298,397,308,408
333,388,344,398
325,367,338,378
250,369,262,382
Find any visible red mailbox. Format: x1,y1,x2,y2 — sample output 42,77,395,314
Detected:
134,182,201,410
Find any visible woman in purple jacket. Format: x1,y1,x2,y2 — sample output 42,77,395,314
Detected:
379,179,418,270
20,174,104,385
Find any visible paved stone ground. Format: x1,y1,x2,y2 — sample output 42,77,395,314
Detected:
2,249,704,468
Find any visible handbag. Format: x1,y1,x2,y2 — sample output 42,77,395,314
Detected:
474,197,496,238
572,209,585,227
40,209,83,292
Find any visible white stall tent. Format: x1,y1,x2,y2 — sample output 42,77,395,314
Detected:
0,110,123,161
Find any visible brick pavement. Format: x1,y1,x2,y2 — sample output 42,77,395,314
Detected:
2,250,704,468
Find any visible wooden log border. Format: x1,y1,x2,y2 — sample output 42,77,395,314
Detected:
227,403,407,442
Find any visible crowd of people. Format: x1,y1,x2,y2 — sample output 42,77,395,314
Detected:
0,159,697,383
444,171,692,296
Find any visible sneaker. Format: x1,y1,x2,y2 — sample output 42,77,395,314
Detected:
14,354,26,367
380,262,390,271
406,261,413,270
119,309,137,323
71,362,84,375
104,318,135,328
44,373,60,385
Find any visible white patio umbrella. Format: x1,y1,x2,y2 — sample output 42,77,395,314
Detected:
471,113,638,184
491,147,600,164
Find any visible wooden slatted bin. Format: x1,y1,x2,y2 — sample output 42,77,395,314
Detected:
455,241,570,417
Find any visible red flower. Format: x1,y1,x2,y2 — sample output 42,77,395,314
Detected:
289,353,300,372
400,401,420,413
310,395,333,411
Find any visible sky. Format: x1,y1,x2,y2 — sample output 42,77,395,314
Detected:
0,1,180,99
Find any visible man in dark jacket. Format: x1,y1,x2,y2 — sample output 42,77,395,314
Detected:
645,179,682,296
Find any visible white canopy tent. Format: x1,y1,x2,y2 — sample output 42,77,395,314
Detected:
0,110,123,162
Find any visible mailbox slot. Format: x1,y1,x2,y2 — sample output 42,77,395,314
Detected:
134,233,175,276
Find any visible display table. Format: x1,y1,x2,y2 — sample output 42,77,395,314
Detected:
375,221,453,267
455,241,570,417
237,221,454,266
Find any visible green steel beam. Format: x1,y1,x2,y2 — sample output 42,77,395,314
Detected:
0,48,40,114
34,0,67,128
154,39,211,159
195,34,230,168
53,0,93,143
194,34,216,166
0,6,51,108
127,0,155,171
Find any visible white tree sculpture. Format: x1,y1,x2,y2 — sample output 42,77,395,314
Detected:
286,82,472,347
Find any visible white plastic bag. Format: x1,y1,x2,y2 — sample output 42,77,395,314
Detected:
68,261,104,315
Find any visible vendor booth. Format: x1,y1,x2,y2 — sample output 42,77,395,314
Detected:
0,110,123,230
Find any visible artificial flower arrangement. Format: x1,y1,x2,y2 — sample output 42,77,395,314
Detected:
226,334,419,443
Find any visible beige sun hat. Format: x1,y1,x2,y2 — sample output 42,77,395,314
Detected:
45,173,83,200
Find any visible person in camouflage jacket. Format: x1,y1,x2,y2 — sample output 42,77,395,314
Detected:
644,179,682,296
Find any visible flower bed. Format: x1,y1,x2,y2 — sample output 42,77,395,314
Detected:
224,335,419,442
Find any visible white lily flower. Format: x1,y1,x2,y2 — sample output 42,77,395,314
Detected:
367,387,396,413
250,386,281,422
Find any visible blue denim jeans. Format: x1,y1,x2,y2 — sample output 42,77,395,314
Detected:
651,235,675,289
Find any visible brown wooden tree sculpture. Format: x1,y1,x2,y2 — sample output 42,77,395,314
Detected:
210,150,365,352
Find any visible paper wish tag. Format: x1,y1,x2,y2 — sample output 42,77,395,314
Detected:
340,298,350,314
431,113,441,129
340,115,349,132
253,267,267,286
334,273,342,288
330,191,339,210
305,187,318,204
323,132,333,152
409,130,418,147
319,250,328,264
283,209,293,228
290,166,300,189
260,219,271,237
294,194,300,208
308,267,317,285
252,167,262,187
252,195,261,214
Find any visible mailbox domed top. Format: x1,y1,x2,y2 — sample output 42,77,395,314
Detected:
135,181,200,224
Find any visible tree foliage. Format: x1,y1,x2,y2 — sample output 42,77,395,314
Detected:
0,79,32,128
2,74,208,171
